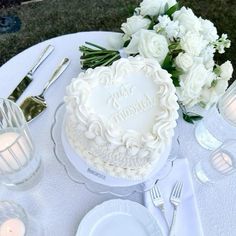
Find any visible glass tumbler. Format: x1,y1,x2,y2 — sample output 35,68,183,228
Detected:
194,140,236,184
0,98,42,190
195,80,236,150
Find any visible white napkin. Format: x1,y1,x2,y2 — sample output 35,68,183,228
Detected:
144,159,204,236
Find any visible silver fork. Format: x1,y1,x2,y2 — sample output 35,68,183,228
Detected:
150,184,169,227
169,181,183,236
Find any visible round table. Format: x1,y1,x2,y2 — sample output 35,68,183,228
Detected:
0,32,235,236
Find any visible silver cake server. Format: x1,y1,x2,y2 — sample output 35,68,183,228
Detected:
8,44,55,102
20,58,70,122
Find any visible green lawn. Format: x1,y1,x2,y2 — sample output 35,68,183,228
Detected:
0,0,235,80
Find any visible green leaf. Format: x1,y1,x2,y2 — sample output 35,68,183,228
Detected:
124,39,131,47
171,76,180,87
183,112,203,124
172,49,184,58
162,54,173,71
213,65,221,76
144,15,152,20
171,69,182,78
211,80,217,87
183,113,194,124
166,3,180,17
148,16,157,30
168,42,180,51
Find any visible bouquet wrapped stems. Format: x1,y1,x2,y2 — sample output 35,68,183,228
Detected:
79,42,120,70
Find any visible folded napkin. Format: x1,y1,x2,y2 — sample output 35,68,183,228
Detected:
144,159,204,236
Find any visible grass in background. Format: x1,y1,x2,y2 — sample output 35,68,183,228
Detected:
0,0,235,81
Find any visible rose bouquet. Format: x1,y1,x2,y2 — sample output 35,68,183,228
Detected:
79,0,233,123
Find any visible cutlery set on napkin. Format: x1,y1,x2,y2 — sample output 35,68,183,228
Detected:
8,44,70,122
150,181,183,236
145,159,204,236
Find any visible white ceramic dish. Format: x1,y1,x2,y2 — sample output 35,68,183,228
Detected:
76,199,163,236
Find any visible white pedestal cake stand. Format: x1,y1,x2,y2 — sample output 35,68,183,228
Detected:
51,103,177,197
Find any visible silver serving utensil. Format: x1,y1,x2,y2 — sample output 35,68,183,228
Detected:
169,181,183,236
20,58,70,122
8,45,55,102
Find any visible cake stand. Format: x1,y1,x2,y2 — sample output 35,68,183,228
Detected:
51,103,180,197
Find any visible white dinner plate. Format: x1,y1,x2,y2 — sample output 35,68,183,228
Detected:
76,199,163,236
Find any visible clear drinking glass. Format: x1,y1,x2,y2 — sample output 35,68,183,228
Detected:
0,201,43,236
195,80,236,150
0,98,42,190
194,140,236,184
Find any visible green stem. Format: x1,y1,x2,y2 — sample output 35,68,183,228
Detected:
84,42,106,50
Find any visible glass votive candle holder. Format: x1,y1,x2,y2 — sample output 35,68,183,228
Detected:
195,80,236,150
194,140,236,184
0,201,27,236
0,98,43,190
0,201,43,236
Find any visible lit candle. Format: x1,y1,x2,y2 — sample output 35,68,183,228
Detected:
0,132,31,173
223,95,236,125
212,151,233,174
0,218,26,236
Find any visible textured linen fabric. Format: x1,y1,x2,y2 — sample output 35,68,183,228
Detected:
0,32,235,236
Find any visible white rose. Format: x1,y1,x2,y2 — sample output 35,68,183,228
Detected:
200,88,218,109
177,63,214,107
200,18,219,42
215,79,229,94
121,15,151,38
200,45,215,69
220,61,233,81
140,0,167,16
205,59,215,70
156,15,171,29
200,79,228,109
138,30,169,64
180,32,207,56
124,31,140,55
173,7,202,33
155,15,181,40
165,20,181,40
175,53,193,72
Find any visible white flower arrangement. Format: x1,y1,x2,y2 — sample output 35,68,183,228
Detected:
79,0,233,123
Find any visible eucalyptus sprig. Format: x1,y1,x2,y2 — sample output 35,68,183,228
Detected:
178,101,203,124
79,42,120,70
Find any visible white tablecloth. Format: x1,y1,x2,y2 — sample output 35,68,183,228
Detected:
0,32,236,236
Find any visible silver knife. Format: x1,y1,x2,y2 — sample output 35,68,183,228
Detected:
8,44,55,102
